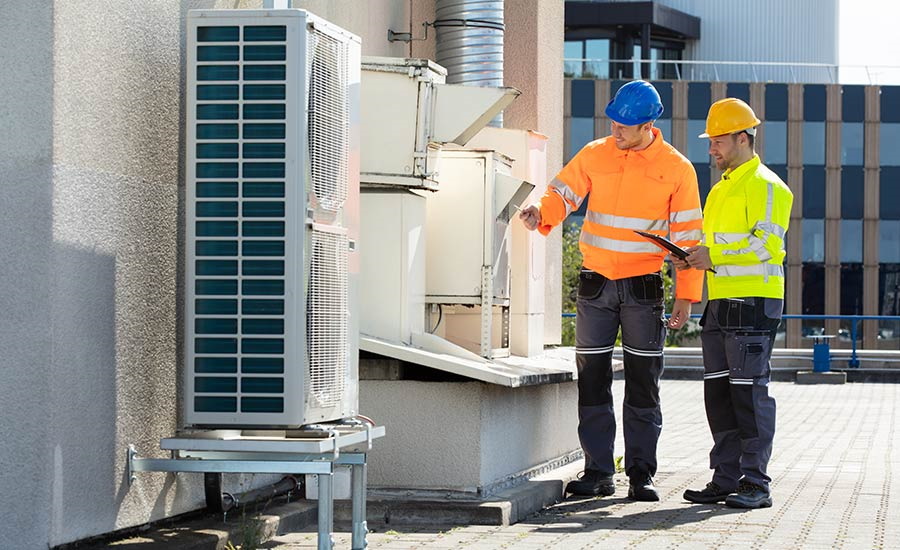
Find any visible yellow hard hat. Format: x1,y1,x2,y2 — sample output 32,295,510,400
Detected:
699,98,761,138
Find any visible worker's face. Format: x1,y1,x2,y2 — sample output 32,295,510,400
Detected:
610,121,651,150
708,133,744,170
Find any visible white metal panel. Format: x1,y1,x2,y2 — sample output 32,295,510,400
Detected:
358,190,427,344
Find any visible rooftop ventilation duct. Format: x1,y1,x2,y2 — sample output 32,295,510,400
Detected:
435,0,505,127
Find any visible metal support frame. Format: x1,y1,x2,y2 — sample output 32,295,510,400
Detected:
128,424,383,550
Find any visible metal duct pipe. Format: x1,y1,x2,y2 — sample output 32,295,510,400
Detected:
434,0,505,127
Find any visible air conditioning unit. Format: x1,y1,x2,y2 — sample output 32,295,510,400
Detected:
184,9,360,428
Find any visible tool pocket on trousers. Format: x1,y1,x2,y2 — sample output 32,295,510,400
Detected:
716,298,756,329
578,271,607,301
630,273,664,305
726,331,772,379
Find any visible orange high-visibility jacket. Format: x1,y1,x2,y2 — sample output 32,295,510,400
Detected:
538,127,704,302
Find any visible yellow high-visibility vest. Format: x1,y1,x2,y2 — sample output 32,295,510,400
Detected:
703,155,793,299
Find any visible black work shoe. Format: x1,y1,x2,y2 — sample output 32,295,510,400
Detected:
565,469,615,496
725,480,772,509
627,472,659,501
683,481,733,504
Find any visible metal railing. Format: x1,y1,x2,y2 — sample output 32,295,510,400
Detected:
563,58,900,85
561,313,900,367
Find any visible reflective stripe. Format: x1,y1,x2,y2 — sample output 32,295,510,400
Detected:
715,263,784,278
749,239,772,261
576,345,615,355
670,207,702,224
581,232,662,254
586,210,668,232
671,229,702,242
721,238,772,261
755,221,787,240
550,187,574,216
550,178,584,211
622,344,663,357
704,370,729,380
730,378,755,385
714,232,748,244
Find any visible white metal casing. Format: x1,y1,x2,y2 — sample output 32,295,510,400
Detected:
358,189,426,344
360,57,520,190
425,150,532,304
185,9,360,427
462,128,549,357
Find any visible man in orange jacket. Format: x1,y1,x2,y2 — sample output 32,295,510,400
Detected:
520,80,703,501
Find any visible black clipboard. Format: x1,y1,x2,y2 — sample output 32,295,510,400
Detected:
633,230,716,273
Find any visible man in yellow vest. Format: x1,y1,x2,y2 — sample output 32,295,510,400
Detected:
520,80,703,501
676,98,793,509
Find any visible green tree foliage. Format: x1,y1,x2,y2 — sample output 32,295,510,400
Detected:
560,222,701,346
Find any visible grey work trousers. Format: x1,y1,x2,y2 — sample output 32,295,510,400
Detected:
575,269,667,478
700,297,781,491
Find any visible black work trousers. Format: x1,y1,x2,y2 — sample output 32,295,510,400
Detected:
700,297,781,491
575,269,667,478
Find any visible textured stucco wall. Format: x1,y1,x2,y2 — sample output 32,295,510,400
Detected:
0,0,55,546
1,1,410,547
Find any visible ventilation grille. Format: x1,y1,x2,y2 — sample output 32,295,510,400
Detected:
191,23,290,417
307,229,349,407
307,28,349,214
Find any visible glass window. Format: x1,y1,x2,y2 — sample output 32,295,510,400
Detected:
881,220,900,263
802,219,825,262
841,263,864,315
585,39,610,79
802,263,825,315
881,167,900,219
842,123,864,165
880,264,900,316
694,163,711,206
564,41,583,77
764,121,787,165
840,219,863,263
841,167,864,219
571,80,594,118
727,83,750,103
842,85,865,122
688,83,711,120
654,118,671,140
803,166,826,218
881,86,900,123
765,84,788,121
881,124,900,166
651,81,673,119
569,117,595,161
688,120,709,163
633,44,641,80
804,85,827,122
803,121,826,165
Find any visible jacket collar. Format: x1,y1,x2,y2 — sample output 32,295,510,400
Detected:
612,126,664,160
723,154,760,181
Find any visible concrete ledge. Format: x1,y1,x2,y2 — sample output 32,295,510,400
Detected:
337,466,576,527
795,370,848,385
74,501,318,549
75,463,582,548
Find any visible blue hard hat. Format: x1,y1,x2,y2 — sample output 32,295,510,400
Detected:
605,80,664,126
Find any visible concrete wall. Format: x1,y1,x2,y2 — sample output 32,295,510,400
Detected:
360,380,580,493
0,1,409,547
